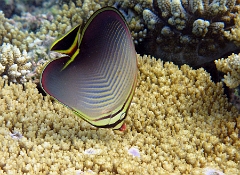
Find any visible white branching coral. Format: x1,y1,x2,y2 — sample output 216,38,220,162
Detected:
0,43,32,83
215,53,240,88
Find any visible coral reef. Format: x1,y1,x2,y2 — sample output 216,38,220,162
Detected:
0,43,32,83
138,0,240,66
224,13,240,46
0,10,35,51
114,0,152,45
0,55,239,174
105,0,240,66
1,0,240,84
215,53,240,89
0,1,239,173
0,1,114,83
0,0,48,18
0,0,15,18
215,53,240,111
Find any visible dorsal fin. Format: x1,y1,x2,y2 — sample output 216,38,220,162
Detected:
50,24,81,57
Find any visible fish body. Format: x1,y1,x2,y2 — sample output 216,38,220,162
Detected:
40,7,138,130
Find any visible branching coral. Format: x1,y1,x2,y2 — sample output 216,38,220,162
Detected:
0,1,238,174
0,1,105,84
0,55,239,174
0,12,33,51
0,6,50,78
110,0,240,66
224,13,240,46
114,0,152,45
138,0,240,66
0,0,120,84
215,53,240,88
1,0,240,74
0,43,32,83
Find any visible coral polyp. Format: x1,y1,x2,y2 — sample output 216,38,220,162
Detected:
138,0,240,66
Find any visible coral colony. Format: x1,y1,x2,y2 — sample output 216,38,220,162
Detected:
117,0,240,66
0,1,240,82
144,0,240,66
0,55,239,174
0,0,239,174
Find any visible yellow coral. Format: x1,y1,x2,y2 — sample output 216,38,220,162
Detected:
0,11,7,45
0,55,239,174
215,53,240,88
0,11,32,51
224,14,240,46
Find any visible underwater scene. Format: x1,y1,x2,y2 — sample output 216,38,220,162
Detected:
0,0,240,174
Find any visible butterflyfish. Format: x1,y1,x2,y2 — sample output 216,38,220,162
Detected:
40,7,138,130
